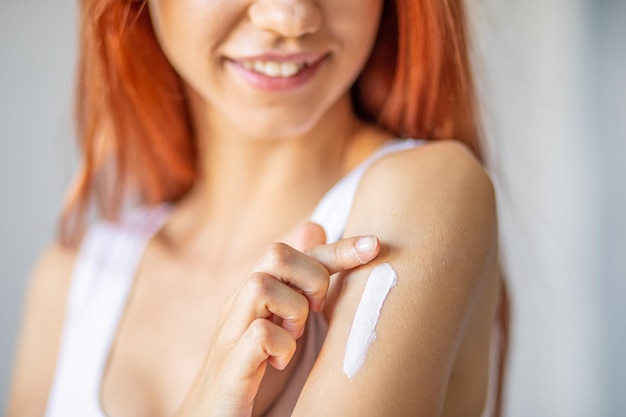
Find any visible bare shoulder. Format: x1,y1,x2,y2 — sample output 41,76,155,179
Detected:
29,243,77,301
23,244,77,325
293,140,498,417
346,138,498,292
358,139,496,235
7,243,78,417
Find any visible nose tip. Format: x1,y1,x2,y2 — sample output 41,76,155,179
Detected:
249,0,322,38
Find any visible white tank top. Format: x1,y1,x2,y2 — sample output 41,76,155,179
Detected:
44,139,498,417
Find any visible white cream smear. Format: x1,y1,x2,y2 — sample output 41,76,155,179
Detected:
343,263,398,378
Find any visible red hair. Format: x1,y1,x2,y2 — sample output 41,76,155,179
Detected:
61,0,196,243
61,0,507,413
355,0,481,154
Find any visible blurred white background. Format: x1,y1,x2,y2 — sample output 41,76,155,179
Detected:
1,0,624,415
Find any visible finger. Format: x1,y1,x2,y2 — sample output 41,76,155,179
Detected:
251,236,380,312
304,235,380,275
251,242,331,312
219,272,310,343
228,319,297,378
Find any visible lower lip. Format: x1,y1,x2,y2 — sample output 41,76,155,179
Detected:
227,57,325,92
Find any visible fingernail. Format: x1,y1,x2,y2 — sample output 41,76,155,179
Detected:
356,236,377,253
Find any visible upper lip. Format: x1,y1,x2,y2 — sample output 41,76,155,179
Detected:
226,52,328,65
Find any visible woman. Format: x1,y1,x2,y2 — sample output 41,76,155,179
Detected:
8,0,508,416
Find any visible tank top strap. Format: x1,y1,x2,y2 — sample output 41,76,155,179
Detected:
45,204,171,417
310,139,425,244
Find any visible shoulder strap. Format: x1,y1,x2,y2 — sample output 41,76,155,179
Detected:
310,139,425,244
45,204,171,417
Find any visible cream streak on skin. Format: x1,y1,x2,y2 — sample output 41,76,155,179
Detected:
343,263,398,378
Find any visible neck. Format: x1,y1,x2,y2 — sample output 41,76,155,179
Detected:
165,93,383,260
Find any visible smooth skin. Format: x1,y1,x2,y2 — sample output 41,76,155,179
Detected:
7,0,500,416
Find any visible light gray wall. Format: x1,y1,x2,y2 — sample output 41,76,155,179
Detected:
472,0,626,415
592,0,626,413
1,0,624,415
0,1,77,411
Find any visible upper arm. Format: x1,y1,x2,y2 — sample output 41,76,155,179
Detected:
293,140,498,416
6,244,76,417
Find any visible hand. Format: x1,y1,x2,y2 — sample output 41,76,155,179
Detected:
176,223,380,417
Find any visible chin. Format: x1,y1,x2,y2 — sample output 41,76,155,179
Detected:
228,106,325,141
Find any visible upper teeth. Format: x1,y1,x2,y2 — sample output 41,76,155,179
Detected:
241,61,307,78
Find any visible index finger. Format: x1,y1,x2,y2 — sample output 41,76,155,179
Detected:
304,235,380,275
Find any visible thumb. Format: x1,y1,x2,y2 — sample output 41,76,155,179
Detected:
285,222,327,252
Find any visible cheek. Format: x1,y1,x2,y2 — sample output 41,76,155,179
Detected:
146,0,233,90
327,0,384,47
326,0,385,84
148,1,200,77
147,0,190,50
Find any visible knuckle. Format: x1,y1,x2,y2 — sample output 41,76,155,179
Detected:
244,272,272,299
332,242,349,262
249,318,272,344
265,242,294,269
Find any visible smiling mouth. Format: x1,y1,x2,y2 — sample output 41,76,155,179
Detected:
226,53,327,91
239,60,311,78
